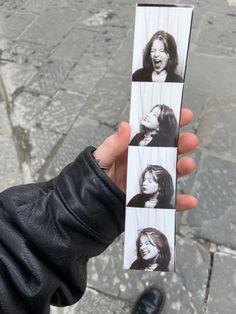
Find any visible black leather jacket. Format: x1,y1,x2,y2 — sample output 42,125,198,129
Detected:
0,147,125,314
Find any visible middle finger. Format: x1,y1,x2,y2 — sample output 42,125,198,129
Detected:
178,132,198,154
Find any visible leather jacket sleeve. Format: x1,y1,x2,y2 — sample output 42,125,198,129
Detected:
0,146,126,314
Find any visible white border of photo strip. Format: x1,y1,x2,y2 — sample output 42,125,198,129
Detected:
124,4,193,272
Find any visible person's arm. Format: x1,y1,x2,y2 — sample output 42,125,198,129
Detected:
0,110,198,313
0,147,125,314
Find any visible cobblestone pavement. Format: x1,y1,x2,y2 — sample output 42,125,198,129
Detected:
1,0,236,313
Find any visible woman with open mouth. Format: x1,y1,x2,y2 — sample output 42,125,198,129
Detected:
130,227,171,271
130,104,178,147
132,30,183,82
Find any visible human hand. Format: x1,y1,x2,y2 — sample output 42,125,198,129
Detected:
93,108,198,211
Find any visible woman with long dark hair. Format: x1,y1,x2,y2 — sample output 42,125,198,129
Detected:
130,104,178,147
127,165,175,209
130,228,171,271
132,30,183,82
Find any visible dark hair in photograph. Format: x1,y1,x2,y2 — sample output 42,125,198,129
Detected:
141,104,178,145
140,165,174,205
143,30,178,74
136,227,171,267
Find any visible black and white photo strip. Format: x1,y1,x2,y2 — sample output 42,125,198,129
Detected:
132,4,193,83
124,4,193,272
124,207,176,272
126,146,177,210
129,82,183,148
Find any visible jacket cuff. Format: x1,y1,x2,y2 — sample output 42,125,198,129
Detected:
55,146,126,245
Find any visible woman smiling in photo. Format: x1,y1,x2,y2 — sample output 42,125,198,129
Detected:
130,227,171,271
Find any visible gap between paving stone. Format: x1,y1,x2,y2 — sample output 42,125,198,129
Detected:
0,73,24,187
37,134,67,181
200,251,214,314
0,69,9,104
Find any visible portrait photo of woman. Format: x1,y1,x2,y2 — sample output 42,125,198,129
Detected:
132,5,193,83
132,30,182,83
130,227,171,271
123,207,175,271
127,164,175,209
129,104,178,147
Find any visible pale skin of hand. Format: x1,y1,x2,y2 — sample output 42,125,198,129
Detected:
94,108,199,211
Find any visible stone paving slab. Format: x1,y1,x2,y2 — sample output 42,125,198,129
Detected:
29,126,61,177
20,8,81,48
60,0,137,14
0,0,77,13
63,53,106,96
202,0,236,15
107,28,133,78
195,11,236,57
50,288,131,314
182,81,209,133
176,236,210,313
206,252,236,314
52,28,97,61
183,154,236,250
178,0,236,16
186,52,236,100
0,101,22,192
176,1,236,41
79,9,119,29
11,91,50,128
80,75,130,126
0,100,12,137
1,40,51,67
0,138,23,191
177,0,209,42
0,0,80,13
87,235,210,314
44,117,114,180
0,38,9,54
197,97,236,162
10,90,82,178
0,62,36,98
84,26,127,59
26,58,75,97
0,87,3,102
119,101,131,124
37,91,87,134
0,10,36,40
78,5,135,30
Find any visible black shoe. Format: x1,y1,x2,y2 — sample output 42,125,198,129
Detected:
131,286,165,314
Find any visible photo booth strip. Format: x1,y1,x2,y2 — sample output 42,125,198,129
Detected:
124,4,193,272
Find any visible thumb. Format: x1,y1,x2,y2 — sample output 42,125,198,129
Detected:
93,121,131,168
